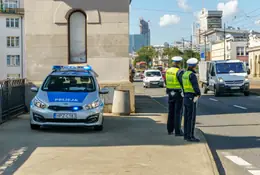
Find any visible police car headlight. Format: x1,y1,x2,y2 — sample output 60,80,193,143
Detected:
84,99,101,110
33,98,47,109
218,78,224,83
160,78,163,81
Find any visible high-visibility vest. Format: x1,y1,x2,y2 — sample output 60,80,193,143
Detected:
166,67,181,89
182,71,195,93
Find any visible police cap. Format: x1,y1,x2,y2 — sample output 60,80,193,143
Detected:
187,58,198,66
171,56,183,62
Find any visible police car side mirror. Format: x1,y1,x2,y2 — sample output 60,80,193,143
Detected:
31,87,38,92
247,69,251,75
99,88,109,94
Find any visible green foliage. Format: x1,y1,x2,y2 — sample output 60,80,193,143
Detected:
136,46,157,67
163,47,200,69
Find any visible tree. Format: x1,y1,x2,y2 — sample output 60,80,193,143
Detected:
163,47,183,67
136,46,157,67
182,49,201,69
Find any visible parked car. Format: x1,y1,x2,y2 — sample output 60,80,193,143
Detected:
29,65,109,131
143,69,164,88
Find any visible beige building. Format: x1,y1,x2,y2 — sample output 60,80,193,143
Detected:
211,37,248,62
248,32,260,78
24,0,135,112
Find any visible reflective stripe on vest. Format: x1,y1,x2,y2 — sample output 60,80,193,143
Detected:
182,71,195,93
166,67,181,89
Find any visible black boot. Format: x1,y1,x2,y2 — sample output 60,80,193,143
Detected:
187,136,200,142
175,130,184,136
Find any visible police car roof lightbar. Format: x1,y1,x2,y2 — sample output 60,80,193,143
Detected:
52,65,92,71
52,65,99,77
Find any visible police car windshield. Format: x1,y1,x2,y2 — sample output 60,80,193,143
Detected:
41,75,96,92
216,62,246,74
145,71,161,77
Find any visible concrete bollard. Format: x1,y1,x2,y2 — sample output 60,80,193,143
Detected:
112,90,130,115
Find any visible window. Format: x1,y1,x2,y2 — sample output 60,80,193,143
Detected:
3,0,18,8
216,63,246,74
41,76,96,92
6,18,19,28
237,47,245,56
7,55,20,66
7,36,19,47
145,71,161,77
69,11,87,63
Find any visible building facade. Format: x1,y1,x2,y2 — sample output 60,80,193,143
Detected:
211,37,248,61
200,28,255,61
0,0,24,80
24,0,135,112
248,32,260,78
152,45,168,67
129,18,150,53
129,34,146,53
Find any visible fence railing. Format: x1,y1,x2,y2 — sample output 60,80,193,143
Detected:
0,79,26,124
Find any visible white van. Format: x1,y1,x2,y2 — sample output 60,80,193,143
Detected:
143,69,164,88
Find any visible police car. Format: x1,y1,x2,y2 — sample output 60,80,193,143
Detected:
30,65,109,131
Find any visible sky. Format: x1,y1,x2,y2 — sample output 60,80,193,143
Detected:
130,0,260,45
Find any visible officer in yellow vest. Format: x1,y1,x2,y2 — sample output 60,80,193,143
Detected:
182,58,201,142
166,56,184,136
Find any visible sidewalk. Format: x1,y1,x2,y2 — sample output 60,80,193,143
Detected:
250,78,260,95
11,95,218,175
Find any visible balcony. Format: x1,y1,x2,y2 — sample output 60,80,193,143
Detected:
0,4,24,15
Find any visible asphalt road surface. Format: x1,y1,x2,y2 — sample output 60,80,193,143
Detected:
134,82,260,175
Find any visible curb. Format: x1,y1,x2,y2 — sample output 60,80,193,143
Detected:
196,128,220,175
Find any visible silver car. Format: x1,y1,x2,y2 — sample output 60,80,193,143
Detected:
30,65,109,131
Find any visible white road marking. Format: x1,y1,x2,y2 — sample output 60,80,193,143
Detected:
209,98,218,102
0,147,27,174
225,155,252,166
233,105,247,110
249,170,260,175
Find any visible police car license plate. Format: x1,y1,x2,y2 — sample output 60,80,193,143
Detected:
54,113,77,119
231,87,240,90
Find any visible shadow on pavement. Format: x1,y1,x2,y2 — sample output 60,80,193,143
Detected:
135,95,168,114
0,115,205,174
197,94,260,116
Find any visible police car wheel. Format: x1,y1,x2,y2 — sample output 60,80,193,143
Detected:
94,125,103,131
30,123,40,130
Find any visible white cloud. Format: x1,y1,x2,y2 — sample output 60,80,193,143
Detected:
255,20,260,25
177,0,191,11
159,14,180,27
217,0,238,18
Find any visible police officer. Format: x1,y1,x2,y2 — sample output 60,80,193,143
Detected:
182,58,201,142
166,56,184,136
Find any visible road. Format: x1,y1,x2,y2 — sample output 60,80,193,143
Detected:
134,82,260,175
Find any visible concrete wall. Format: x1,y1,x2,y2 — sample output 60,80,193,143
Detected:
24,0,135,113
0,15,24,80
24,0,130,82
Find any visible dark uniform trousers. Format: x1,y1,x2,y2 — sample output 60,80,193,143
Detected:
184,95,197,138
167,89,183,134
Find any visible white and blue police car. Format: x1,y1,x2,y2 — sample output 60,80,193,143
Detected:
30,65,109,131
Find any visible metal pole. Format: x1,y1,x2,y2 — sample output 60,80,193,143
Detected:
191,35,193,50
224,23,226,60
182,37,185,68
204,33,206,60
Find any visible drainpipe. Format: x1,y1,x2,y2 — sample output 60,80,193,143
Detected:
20,16,24,78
